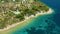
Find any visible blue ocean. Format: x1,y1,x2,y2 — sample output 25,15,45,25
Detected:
10,0,60,34
40,0,60,26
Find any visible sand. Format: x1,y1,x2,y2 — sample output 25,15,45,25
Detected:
0,8,53,31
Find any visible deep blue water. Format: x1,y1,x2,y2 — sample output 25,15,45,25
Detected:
40,0,60,13
40,0,60,27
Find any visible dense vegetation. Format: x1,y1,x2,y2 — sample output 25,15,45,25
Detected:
0,0,49,29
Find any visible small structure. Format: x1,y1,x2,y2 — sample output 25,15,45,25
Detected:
13,0,15,1
13,10,20,14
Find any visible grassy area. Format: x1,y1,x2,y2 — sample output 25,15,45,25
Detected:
0,0,49,29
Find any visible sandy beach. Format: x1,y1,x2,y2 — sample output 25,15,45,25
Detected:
0,8,53,31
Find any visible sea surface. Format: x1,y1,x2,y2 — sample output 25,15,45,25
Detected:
1,0,60,34
40,0,60,27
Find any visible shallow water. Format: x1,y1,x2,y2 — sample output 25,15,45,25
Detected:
9,12,60,34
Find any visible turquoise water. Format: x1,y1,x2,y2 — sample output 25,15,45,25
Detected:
10,13,60,34
9,0,60,34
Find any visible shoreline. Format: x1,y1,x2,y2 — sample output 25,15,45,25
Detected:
0,8,53,31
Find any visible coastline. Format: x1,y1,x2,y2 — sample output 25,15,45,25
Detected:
0,8,53,31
